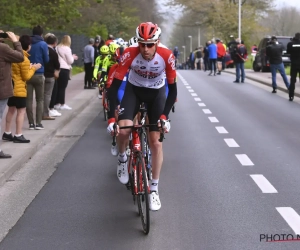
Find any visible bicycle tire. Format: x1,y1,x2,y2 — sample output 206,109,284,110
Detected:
136,152,150,234
104,108,108,121
140,128,152,181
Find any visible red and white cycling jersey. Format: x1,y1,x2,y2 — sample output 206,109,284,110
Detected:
114,43,176,89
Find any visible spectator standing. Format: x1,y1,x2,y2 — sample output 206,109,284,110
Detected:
208,40,217,76
3,35,41,143
194,47,202,70
233,39,247,83
93,36,101,61
83,38,95,89
0,31,24,158
26,25,49,130
105,34,114,46
55,35,78,110
44,34,61,119
189,50,195,70
203,41,211,71
287,33,300,101
173,46,179,67
266,36,290,93
216,38,226,75
227,35,237,60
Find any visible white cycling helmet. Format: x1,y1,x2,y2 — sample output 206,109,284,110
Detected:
128,36,138,46
136,22,161,42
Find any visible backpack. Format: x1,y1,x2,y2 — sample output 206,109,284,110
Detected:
237,44,246,58
196,50,202,58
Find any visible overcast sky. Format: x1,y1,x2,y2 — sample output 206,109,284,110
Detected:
275,0,299,8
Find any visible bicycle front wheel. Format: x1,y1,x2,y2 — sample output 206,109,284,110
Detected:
136,152,150,234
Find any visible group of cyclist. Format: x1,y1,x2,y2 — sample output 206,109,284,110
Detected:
94,22,177,211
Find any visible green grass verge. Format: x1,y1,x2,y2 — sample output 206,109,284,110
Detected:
72,66,84,75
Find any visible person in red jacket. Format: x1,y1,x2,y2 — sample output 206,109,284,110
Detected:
216,38,226,75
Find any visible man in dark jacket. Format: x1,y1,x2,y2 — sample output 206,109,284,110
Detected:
0,31,24,158
44,34,60,119
287,33,300,101
266,36,290,93
26,25,49,130
233,39,247,83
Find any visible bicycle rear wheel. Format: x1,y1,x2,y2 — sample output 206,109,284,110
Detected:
136,152,150,234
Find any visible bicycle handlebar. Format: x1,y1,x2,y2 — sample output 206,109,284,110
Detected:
112,120,168,143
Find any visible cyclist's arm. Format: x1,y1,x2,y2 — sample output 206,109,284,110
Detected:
93,57,100,79
161,51,177,120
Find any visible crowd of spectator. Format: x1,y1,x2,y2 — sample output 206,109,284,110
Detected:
180,35,248,82
0,25,78,159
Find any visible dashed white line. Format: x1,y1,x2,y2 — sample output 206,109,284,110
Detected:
215,126,228,133
276,207,300,235
250,175,278,193
224,138,239,147
188,89,194,92
203,109,212,114
191,93,198,96
186,86,191,89
235,154,254,166
194,97,201,101
198,103,206,107
208,117,219,123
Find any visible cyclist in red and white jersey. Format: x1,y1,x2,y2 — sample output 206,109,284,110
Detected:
107,22,177,211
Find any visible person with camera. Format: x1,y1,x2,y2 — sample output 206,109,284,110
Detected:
0,30,24,158
266,36,290,93
287,33,300,101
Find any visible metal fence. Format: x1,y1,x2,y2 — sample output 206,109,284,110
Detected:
2,26,89,67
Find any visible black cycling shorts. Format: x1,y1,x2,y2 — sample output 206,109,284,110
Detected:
118,82,166,132
7,96,26,109
217,57,223,62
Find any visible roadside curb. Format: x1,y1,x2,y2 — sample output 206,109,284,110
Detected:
224,70,300,98
0,76,101,187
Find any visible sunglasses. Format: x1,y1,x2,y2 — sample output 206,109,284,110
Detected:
139,42,157,48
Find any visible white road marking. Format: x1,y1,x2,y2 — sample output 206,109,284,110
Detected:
184,83,189,85
250,175,278,193
208,117,219,123
235,154,254,166
276,207,300,235
224,138,239,147
203,109,212,114
194,97,201,101
215,126,228,133
191,93,198,96
188,89,194,92
186,86,191,89
198,103,206,107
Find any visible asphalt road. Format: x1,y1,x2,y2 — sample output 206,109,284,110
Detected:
1,70,300,250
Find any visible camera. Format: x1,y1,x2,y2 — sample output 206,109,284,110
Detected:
0,33,8,38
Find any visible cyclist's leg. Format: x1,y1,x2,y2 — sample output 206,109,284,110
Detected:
117,83,140,155
146,86,166,181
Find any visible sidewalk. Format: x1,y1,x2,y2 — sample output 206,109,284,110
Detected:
0,73,100,187
224,68,300,97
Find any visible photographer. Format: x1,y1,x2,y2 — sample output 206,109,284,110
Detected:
0,30,24,158
287,33,300,101
266,36,290,93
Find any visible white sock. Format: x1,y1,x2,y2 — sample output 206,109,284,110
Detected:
118,152,127,162
151,179,159,192
15,134,22,137
5,131,11,134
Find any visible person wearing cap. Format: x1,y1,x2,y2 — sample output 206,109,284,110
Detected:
83,38,95,89
93,36,101,63
266,36,290,93
227,35,237,61
287,33,300,101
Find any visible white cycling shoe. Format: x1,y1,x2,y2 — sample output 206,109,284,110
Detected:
149,191,161,211
111,144,118,156
117,161,129,184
